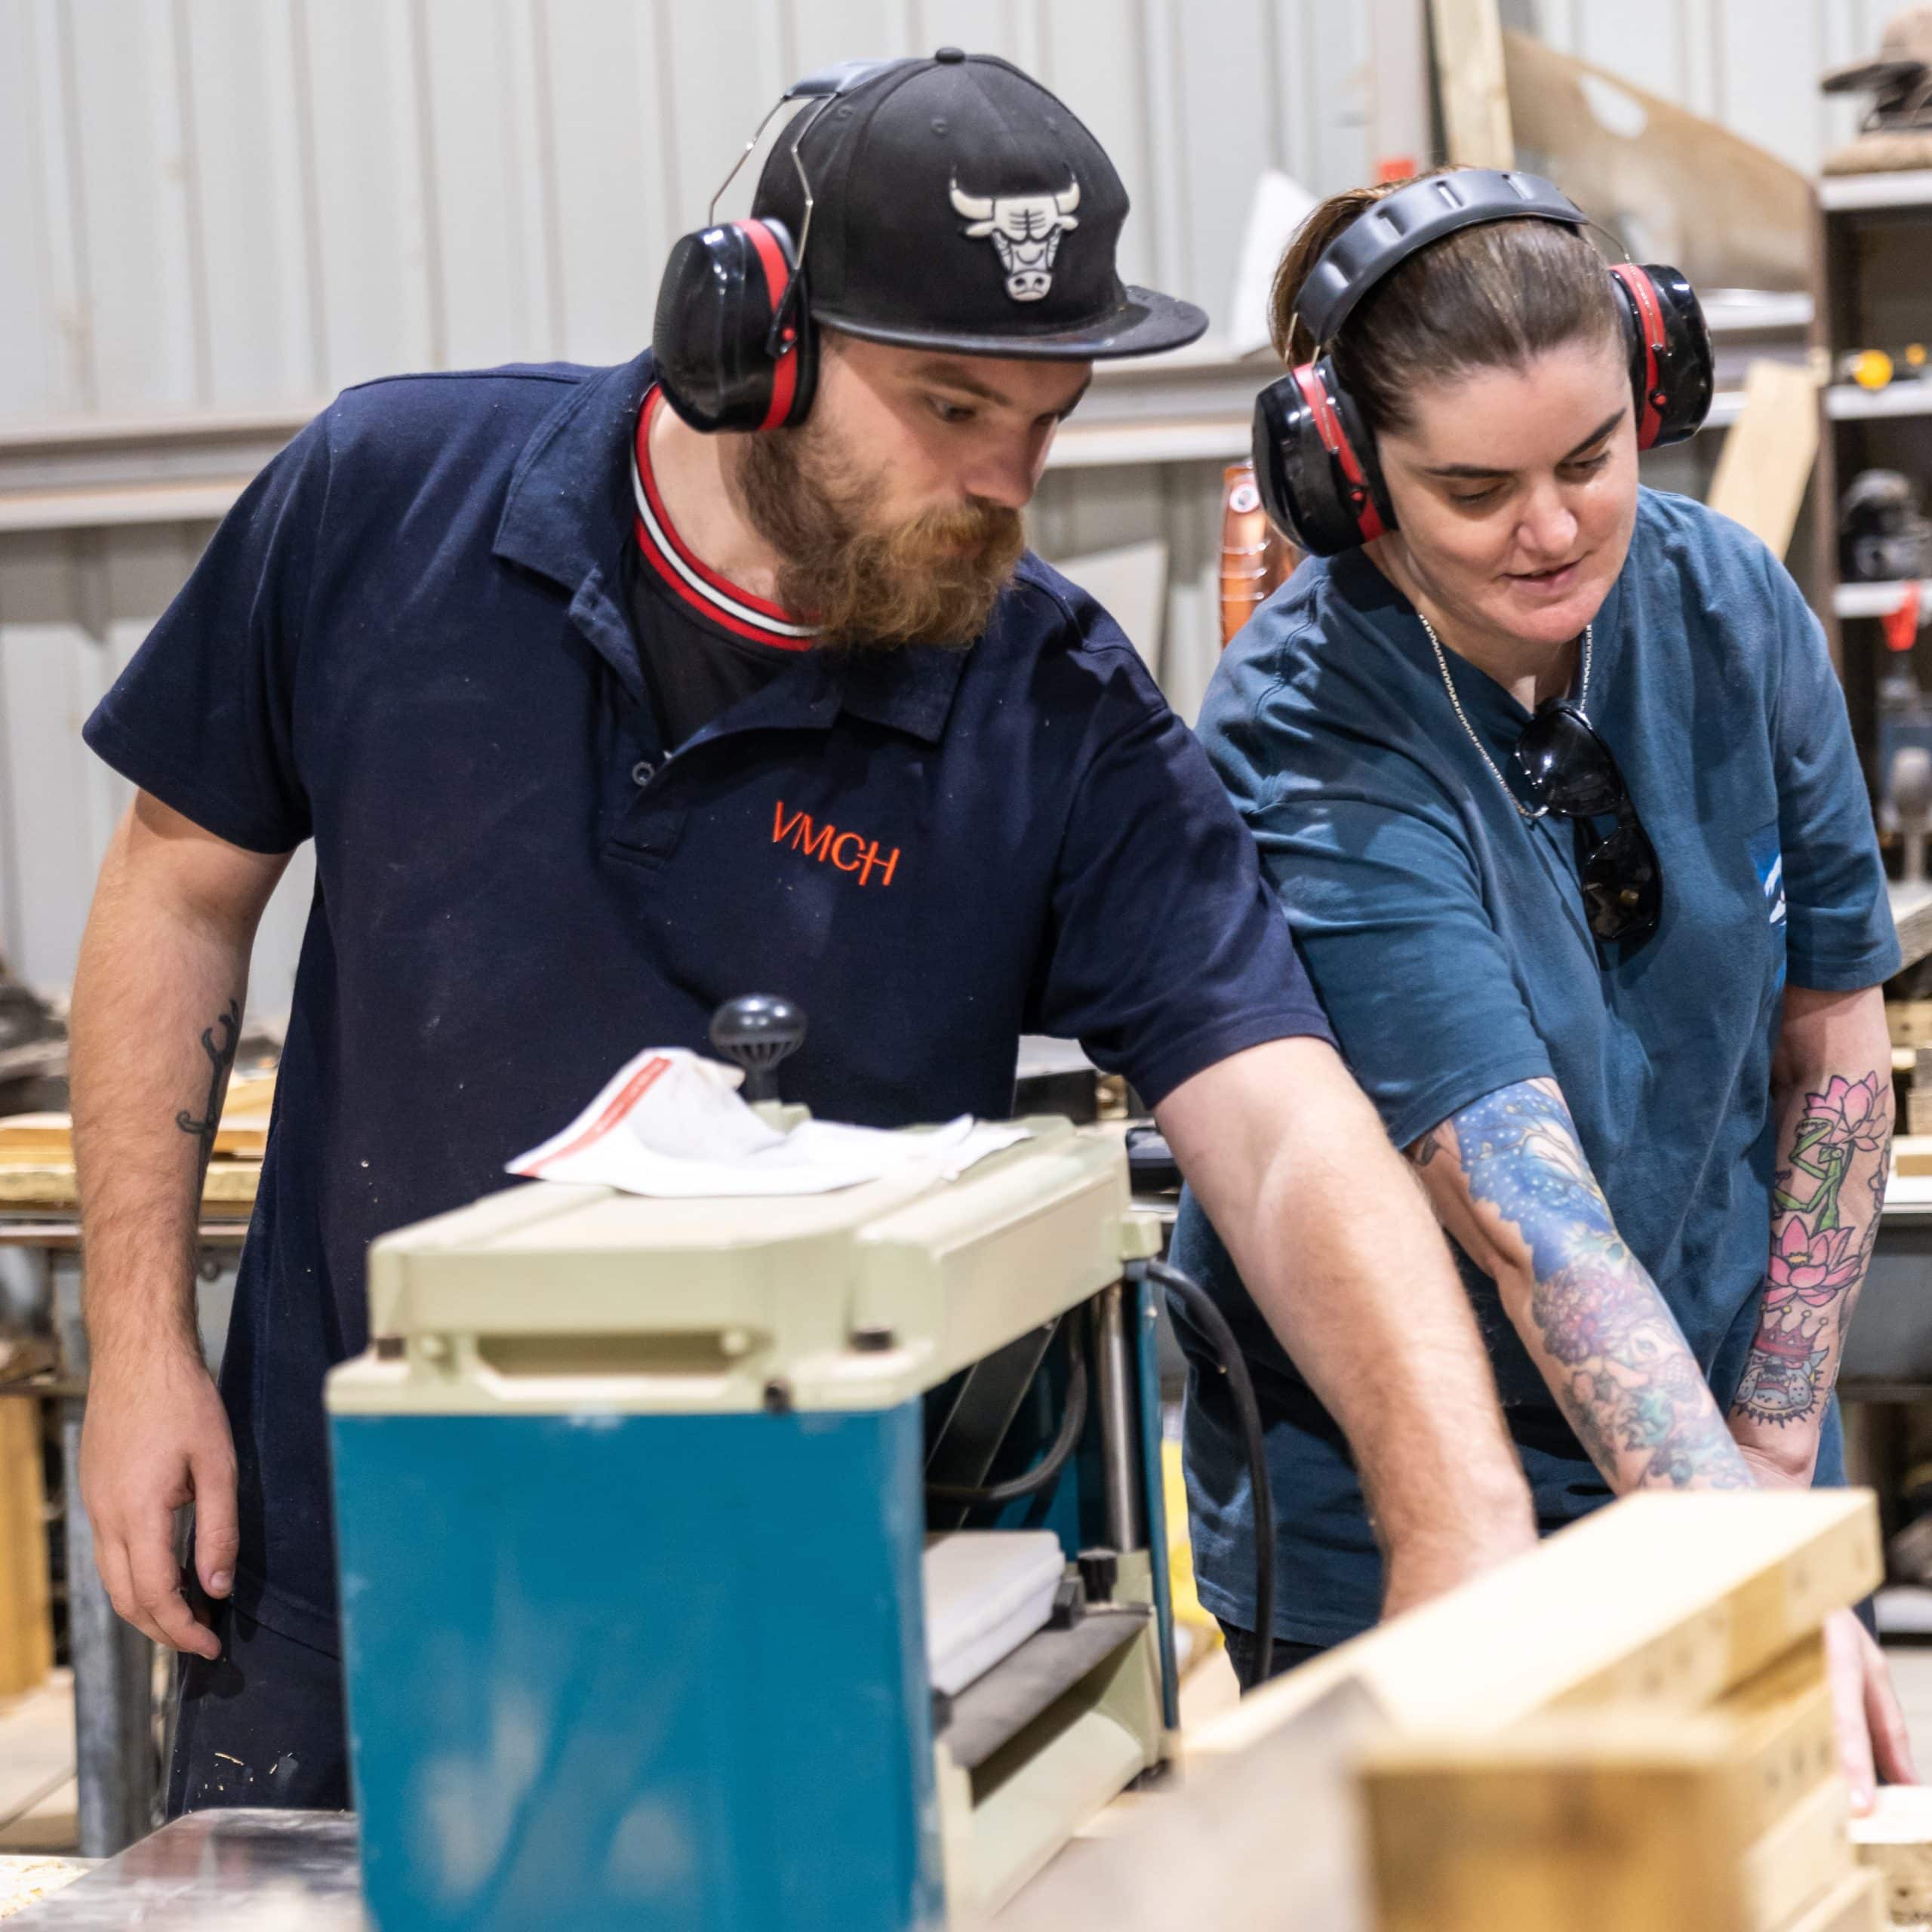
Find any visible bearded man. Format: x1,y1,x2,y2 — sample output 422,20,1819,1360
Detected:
68,50,1537,1817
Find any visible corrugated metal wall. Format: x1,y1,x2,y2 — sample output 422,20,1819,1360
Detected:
0,0,1378,420
0,0,1884,1012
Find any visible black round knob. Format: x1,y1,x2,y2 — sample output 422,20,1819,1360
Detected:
709,995,807,1103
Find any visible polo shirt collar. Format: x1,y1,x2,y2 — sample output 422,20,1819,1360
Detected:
829,644,969,744
493,346,970,746
494,350,651,601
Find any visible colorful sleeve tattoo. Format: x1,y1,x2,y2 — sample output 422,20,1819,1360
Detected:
1729,1069,1890,1435
1417,1079,1752,1492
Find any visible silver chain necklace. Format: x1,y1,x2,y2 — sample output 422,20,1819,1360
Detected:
1419,611,1592,823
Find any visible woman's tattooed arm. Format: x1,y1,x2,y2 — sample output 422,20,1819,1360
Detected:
1727,988,1895,1475
1408,1078,1752,1492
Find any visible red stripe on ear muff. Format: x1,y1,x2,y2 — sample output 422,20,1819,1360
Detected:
1294,364,1386,543
1611,263,1666,450
739,219,799,431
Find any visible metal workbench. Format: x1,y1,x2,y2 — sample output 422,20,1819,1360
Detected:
3,1810,358,1926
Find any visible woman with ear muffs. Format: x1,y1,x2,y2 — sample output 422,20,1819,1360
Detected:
1167,166,1917,1802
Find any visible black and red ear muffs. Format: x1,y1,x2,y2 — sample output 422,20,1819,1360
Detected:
1251,258,1714,559
1251,358,1393,558
1607,262,1713,453
651,216,817,435
1245,167,1717,558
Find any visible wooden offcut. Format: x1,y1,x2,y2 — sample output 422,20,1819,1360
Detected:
0,1401,51,1700
1031,1494,1883,1932
1784,1868,1887,1932
1706,359,1822,560
1429,0,1515,169
1193,1491,1880,1758
1894,1136,1932,1178
1361,1713,1850,1932
1850,1783,1932,1924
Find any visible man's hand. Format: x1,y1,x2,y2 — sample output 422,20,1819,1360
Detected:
1381,1533,1534,1623
79,1340,237,1661
71,793,287,1657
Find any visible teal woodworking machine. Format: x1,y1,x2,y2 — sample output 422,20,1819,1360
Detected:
325,1023,1187,1930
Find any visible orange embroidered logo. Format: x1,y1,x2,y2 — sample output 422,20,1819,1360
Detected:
772,800,901,888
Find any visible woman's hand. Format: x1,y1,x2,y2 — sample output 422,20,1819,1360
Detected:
1740,1444,1917,1810
1826,1606,1917,1814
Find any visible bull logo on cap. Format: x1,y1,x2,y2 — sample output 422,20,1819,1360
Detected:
948,177,1081,302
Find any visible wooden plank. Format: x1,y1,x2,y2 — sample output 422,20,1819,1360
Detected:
1705,359,1820,559
0,1112,266,1162
1192,1491,1881,1759
0,1399,51,1700
1780,1868,1886,1932
1891,1136,1932,1179
1361,1638,1844,1932
1743,1775,1854,1932
1715,1633,1836,1846
1849,1783,1932,1925
999,1678,1383,1932
1363,1728,1849,1932
0,1161,258,1211
1429,0,1516,169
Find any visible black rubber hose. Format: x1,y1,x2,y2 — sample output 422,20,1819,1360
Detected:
1132,1257,1275,1691
924,1341,1091,1506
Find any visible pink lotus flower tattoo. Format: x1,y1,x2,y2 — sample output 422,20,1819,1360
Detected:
1802,1074,1887,1156
1764,1218,1861,1306
1776,1072,1890,1233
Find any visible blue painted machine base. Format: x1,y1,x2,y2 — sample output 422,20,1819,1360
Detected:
331,1403,942,1931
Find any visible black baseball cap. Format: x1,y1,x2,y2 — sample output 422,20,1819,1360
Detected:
751,49,1207,361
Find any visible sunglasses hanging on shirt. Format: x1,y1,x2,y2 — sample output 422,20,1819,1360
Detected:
1423,612,1662,952
1513,700,1663,949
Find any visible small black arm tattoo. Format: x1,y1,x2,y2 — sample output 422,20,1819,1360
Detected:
175,998,241,1173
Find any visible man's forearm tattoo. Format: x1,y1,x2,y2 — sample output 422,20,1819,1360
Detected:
1447,1081,1750,1490
1731,1071,1890,1431
175,998,241,1174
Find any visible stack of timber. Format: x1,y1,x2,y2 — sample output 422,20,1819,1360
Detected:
0,1400,51,1700
1852,1786,1932,1926
1001,1491,1888,1931
0,1069,272,1214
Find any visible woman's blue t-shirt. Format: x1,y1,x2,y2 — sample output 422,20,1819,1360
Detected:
1173,488,1900,1647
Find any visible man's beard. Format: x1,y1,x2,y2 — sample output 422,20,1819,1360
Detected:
734,421,1026,651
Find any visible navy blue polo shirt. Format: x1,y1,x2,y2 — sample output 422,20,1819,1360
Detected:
85,348,1331,1652
1170,488,1897,1649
